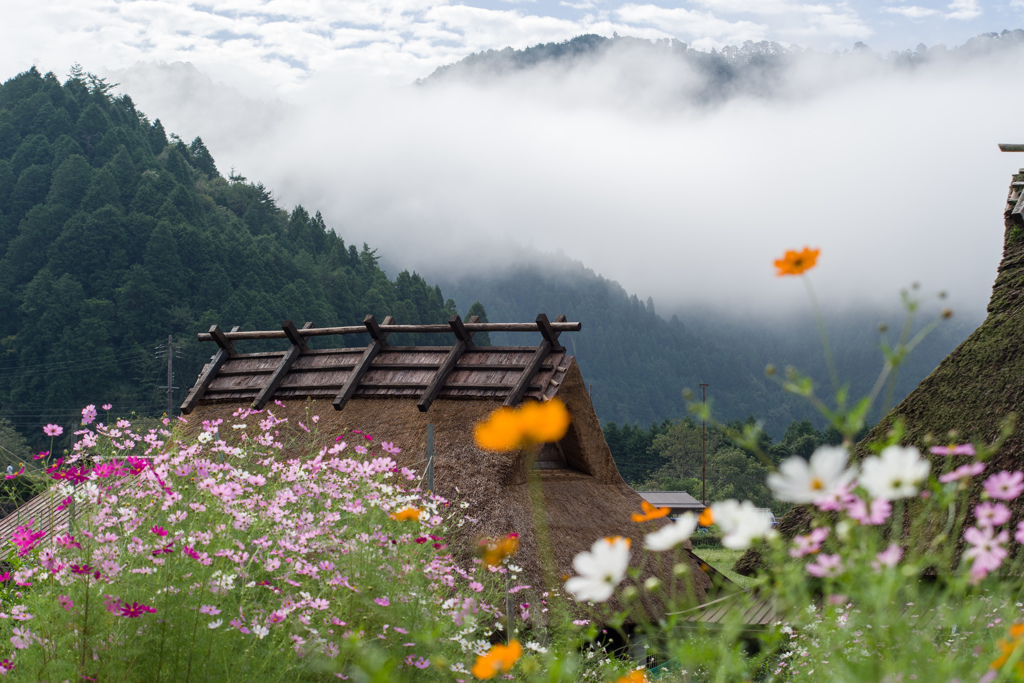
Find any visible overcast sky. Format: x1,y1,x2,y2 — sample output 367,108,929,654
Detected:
4,1,1024,320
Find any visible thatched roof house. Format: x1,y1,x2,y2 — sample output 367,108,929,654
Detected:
178,314,712,604
735,162,1024,576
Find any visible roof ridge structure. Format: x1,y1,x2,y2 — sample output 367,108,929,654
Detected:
181,314,581,414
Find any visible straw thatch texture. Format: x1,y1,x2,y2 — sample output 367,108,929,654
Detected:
183,359,712,607
734,171,1024,576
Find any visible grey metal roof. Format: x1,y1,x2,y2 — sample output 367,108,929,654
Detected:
639,491,704,508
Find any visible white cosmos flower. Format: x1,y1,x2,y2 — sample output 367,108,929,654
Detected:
859,445,930,500
767,446,855,503
710,499,773,550
644,513,698,552
564,536,631,603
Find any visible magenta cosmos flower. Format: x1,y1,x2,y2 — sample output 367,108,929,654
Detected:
983,471,1024,500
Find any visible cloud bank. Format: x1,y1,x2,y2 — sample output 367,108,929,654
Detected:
97,36,1024,323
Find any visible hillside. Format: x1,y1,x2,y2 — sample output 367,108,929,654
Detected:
0,66,457,443
430,260,978,437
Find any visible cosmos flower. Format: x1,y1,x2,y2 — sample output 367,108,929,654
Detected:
805,553,842,578
631,500,671,523
768,446,855,504
964,525,1009,583
644,513,698,552
389,507,421,522
474,399,570,451
43,424,62,437
564,537,631,603
929,443,976,456
773,247,820,276
859,445,930,500
710,500,773,550
983,471,1024,501
471,640,522,679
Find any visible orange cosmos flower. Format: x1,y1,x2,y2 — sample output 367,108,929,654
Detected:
603,535,631,548
631,500,671,523
992,622,1024,673
612,672,648,683
389,507,421,522
698,507,714,527
471,640,522,679
474,399,571,452
480,533,520,567
773,247,820,277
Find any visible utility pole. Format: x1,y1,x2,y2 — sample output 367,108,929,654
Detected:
156,337,181,417
166,335,173,416
700,383,709,506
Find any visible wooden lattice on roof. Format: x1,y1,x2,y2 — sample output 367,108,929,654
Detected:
180,314,581,414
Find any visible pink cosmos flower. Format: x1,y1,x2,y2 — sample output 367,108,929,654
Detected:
806,553,843,578
120,602,156,618
872,543,904,571
469,581,484,592
929,444,976,456
43,424,63,437
58,595,73,611
938,461,986,483
1016,521,1024,545
374,597,390,607
381,441,402,455
199,605,221,615
81,405,97,425
103,595,122,614
964,525,1009,583
150,526,168,537
790,527,829,558
55,534,81,550
12,521,45,556
983,471,1024,500
845,497,891,526
10,627,34,650
102,403,112,411
974,502,1011,528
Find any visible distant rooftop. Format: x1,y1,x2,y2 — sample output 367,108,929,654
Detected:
639,491,704,509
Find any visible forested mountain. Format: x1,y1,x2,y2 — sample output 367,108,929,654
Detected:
419,30,1024,105
0,66,457,446
430,260,978,438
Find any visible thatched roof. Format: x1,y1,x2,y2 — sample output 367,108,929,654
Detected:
734,166,1024,576
177,314,711,609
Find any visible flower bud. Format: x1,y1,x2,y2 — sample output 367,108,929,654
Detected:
765,364,776,376
673,563,689,577
644,577,661,593
622,586,638,601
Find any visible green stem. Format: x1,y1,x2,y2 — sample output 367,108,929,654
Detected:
803,276,840,396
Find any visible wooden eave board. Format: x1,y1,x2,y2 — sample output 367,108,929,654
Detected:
193,346,570,406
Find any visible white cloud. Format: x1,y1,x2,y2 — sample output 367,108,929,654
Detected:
614,4,768,44
946,0,981,20
881,5,941,20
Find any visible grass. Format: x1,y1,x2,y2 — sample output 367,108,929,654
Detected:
690,546,756,590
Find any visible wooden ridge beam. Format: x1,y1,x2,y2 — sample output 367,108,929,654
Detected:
197,319,582,342
333,315,394,411
180,325,239,415
504,315,566,407
418,315,477,413
252,321,313,410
